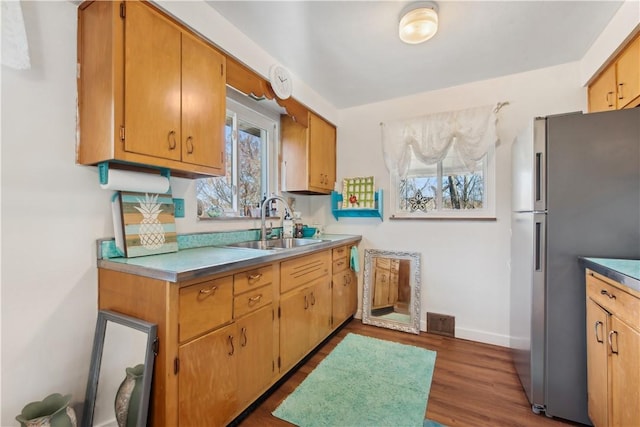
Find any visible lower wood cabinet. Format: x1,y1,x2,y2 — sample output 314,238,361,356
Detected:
280,251,332,372
178,322,237,426
332,246,358,327
585,270,640,427
98,242,359,427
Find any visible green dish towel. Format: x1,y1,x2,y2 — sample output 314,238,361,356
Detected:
350,246,360,272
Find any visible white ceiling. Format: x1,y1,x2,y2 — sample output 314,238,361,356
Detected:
207,1,623,109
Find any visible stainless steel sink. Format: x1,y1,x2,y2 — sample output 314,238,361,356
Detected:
225,238,326,251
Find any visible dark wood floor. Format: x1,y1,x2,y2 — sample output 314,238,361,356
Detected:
237,319,586,427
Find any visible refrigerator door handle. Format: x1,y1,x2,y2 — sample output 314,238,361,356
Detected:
535,152,542,203
534,217,545,272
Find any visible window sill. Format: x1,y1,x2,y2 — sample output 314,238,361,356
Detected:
389,214,496,221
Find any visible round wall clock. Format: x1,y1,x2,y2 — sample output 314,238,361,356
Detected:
269,64,293,99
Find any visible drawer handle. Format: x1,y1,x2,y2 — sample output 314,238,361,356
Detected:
248,294,263,306
600,289,616,299
228,335,235,356
608,330,619,355
198,285,218,298
240,327,247,347
247,273,263,282
594,320,604,344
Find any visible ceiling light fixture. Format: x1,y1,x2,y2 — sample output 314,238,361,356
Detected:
399,1,439,44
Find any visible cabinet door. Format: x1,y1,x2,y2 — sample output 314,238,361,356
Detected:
124,2,181,160
236,305,275,408
588,66,617,112
308,277,332,347
178,323,237,427
181,33,225,170
586,298,609,427
279,286,311,371
616,36,640,109
609,316,640,427
332,268,357,326
308,113,336,192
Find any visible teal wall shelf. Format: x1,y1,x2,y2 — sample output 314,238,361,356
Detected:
331,190,383,220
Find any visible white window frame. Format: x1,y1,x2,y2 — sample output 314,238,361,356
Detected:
389,145,496,219
196,95,279,220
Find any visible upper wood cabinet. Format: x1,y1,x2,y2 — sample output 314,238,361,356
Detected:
77,1,226,178
588,65,617,112
589,33,640,112
281,112,337,195
615,36,640,109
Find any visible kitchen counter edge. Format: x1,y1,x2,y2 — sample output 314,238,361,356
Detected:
98,234,362,283
579,257,640,293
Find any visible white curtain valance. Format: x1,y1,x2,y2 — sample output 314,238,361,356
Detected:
381,103,503,178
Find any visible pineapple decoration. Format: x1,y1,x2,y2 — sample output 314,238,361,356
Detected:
134,193,166,249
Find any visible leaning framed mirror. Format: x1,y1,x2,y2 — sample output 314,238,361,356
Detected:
362,249,421,334
82,310,157,427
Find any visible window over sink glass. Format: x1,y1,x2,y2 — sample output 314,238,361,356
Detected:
392,147,493,218
196,97,278,219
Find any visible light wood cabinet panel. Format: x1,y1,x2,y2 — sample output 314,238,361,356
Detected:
178,276,233,342
236,305,275,408
124,1,181,161
609,316,640,427
281,250,331,294
585,270,640,427
178,323,237,427
308,277,332,347
308,113,337,192
281,112,337,194
586,298,609,427
588,33,640,112
77,0,225,178
616,36,640,109
588,65,617,112
332,268,357,327
181,32,225,169
279,283,313,371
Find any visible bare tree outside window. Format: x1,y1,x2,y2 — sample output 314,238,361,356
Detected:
197,108,270,218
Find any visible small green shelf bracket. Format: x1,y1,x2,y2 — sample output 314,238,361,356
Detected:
331,190,383,220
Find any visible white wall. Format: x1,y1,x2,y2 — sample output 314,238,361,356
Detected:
312,62,586,345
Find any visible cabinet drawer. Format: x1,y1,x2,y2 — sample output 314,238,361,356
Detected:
332,257,349,273
234,285,273,318
587,272,640,327
179,276,233,342
281,251,331,294
332,246,348,261
234,265,273,295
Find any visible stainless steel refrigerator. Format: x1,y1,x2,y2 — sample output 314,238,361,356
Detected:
510,109,640,424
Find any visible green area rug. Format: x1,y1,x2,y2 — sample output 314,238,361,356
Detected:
272,333,437,427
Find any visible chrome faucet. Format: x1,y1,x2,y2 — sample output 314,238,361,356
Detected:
261,195,293,242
